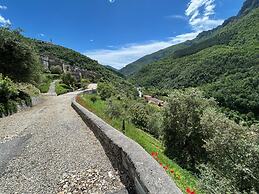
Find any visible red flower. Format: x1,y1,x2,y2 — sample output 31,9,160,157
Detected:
186,187,196,194
170,169,174,174
151,152,158,157
160,163,163,166
163,166,168,170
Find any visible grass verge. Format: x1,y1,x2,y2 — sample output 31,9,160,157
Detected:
55,82,72,95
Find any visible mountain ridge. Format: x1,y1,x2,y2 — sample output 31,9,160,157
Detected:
120,0,259,76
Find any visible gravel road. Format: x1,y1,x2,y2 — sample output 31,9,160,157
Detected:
0,91,126,194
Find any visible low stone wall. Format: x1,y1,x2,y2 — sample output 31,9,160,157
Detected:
17,95,43,112
1,95,44,118
72,97,182,194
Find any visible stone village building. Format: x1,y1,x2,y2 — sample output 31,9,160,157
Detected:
40,55,99,82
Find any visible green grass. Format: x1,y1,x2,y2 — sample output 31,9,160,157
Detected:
77,94,202,194
38,73,61,93
55,82,72,95
38,80,51,93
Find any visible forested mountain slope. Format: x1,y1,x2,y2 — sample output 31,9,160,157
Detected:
120,0,259,76
130,1,259,117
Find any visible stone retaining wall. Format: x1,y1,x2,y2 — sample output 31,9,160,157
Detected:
72,96,182,194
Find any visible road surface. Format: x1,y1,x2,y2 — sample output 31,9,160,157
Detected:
0,86,125,194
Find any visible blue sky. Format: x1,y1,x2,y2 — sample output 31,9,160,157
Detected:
0,0,244,69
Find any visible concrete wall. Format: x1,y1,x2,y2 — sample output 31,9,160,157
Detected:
72,97,182,194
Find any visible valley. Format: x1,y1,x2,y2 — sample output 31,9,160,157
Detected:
0,0,259,193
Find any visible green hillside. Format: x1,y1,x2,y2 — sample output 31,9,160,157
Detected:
128,2,259,117
120,0,259,76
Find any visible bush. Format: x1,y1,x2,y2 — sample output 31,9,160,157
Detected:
106,99,122,119
50,65,63,74
0,74,19,102
147,111,163,139
162,89,216,169
55,83,72,95
0,28,41,83
98,82,114,101
61,73,76,88
129,103,148,129
81,79,90,89
90,96,97,103
200,109,259,193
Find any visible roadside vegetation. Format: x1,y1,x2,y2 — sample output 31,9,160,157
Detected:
77,93,201,194
77,82,259,194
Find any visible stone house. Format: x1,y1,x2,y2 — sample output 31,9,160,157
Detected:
144,95,164,107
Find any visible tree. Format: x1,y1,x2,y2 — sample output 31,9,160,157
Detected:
162,89,215,169
50,65,63,74
97,82,114,100
129,103,148,129
200,109,259,193
61,73,76,87
0,28,41,83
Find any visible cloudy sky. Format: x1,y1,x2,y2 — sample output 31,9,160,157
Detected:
1,0,244,69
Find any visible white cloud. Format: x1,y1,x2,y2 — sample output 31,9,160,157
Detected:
166,14,188,20
84,32,198,69
185,0,223,31
0,5,7,10
108,0,115,3
0,15,11,26
84,0,224,69
0,5,11,26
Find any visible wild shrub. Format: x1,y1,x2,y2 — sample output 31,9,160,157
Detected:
0,28,41,83
0,74,18,102
162,89,216,169
97,82,114,101
50,65,63,74
129,103,149,129
200,109,259,193
61,73,76,87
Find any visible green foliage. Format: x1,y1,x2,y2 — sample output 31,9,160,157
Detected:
61,73,76,88
0,28,41,83
162,89,216,169
162,88,259,193
33,40,135,96
147,111,163,139
0,74,19,102
122,6,259,77
97,82,114,100
129,103,149,129
106,99,122,119
55,83,72,95
38,82,51,93
81,79,90,89
50,65,63,74
0,74,33,117
200,109,259,193
125,7,259,118
204,68,259,116
78,94,201,193
90,95,97,103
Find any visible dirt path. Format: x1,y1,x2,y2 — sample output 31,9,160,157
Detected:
47,80,58,96
0,92,125,194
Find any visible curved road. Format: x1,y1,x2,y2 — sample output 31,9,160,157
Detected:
0,88,125,193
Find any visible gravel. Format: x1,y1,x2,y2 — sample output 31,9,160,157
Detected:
0,91,126,194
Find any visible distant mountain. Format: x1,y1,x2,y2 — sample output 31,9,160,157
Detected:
125,0,259,116
120,0,259,77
